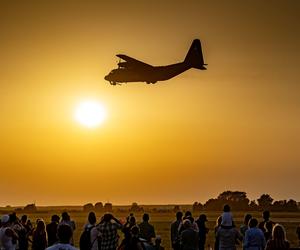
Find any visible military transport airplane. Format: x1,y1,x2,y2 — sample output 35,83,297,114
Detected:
104,39,207,85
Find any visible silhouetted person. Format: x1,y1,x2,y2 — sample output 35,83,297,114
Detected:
180,220,198,250
32,220,47,250
81,212,99,250
214,216,222,250
97,213,122,250
179,212,198,234
222,205,233,227
59,212,75,245
170,211,183,250
264,221,274,242
258,211,274,241
265,224,290,250
18,215,31,250
297,224,300,247
154,236,164,250
46,215,60,246
120,214,137,249
139,213,156,244
45,224,77,250
216,217,242,250
240,214,252,237
123,225,145,250
9,213,24,245
0,214,19,250
243,218,266,250
195,214,208,250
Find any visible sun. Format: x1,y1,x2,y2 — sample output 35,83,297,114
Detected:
74,100,107,128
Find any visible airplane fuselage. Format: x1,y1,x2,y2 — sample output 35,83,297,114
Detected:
105,62,192,84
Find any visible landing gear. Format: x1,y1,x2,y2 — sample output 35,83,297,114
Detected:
110,81,121,86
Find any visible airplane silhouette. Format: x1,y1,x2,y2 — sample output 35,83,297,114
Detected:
104,39,207,85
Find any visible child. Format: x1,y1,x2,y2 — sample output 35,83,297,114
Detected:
154,236,164,250
221,204,233,227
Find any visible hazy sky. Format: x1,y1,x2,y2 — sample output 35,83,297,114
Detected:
0,0,299,206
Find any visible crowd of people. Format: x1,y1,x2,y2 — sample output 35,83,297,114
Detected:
0,207,300,250
170,206,300,250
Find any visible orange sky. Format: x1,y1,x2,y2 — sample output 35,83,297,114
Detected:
0,1,299,206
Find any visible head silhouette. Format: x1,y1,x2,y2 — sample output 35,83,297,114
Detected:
21,215,27,224
51,215,60,223
248,218,258,228
103,213,113,222
57,224,73,244
176,211,183,220
185,211,192,218
129,216,136,225
9,213,18,223
88,212,96,225
36,220,46,233
1,215,10,226
272,224,286,241
223,204,230,212
183,219,191,229
142,213,149,222
61,212,70,221
155,236,162,246
244,214,252,225
198,214,207,223
131,225,140,236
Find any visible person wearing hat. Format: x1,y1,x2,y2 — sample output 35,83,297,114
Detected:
195,214,209,250
0,215,19,250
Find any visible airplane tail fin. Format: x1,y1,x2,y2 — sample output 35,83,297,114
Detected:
184,39,207,70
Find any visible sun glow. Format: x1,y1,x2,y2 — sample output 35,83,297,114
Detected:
75,100,107,128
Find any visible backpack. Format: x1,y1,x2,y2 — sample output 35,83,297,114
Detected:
80,226,95,250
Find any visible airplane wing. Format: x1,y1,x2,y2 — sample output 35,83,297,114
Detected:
116,54,153,69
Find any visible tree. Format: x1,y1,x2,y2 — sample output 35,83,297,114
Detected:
95,202,104,212
249,200,258,210
129,202,144,212
173,205,181,213
23,203,37,212
83,203,94,212
286,199,298,211
203,198,222,211
217,191,248,202
203,191,250,211
192,202,203,212
257,194,273,209
104,203,113,212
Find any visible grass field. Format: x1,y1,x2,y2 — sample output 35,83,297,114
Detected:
1,207,300,250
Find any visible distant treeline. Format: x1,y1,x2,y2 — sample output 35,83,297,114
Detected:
2,191,299,213
192,191,299,212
